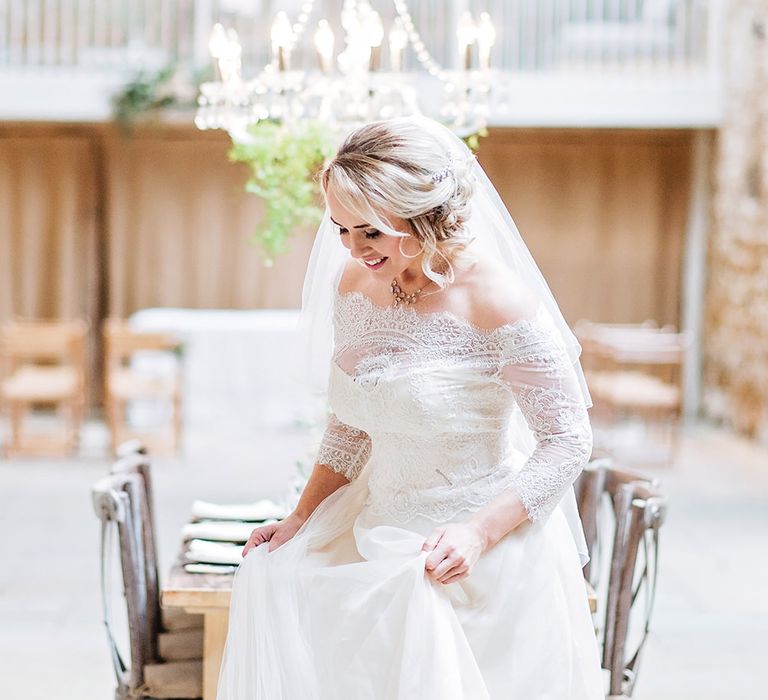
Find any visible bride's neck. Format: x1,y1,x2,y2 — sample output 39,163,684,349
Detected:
397,259,431,289
396,250,469,291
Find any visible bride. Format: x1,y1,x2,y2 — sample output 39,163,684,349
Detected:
216,117,604,699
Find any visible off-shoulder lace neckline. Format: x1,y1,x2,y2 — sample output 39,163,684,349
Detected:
335,288,541,338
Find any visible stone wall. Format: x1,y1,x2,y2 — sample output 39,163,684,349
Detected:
704,0,768,442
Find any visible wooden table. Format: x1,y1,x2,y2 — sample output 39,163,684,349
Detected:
162,556,598,700
161,559,233,700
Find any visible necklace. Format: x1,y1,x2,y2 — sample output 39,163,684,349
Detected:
391,277,432,306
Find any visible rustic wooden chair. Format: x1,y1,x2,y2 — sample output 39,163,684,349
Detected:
575,319,688,465
575,457,666,698
92,472,202,699
110,451,204,646
604,479,666,698
573,456,610,586
0,319,87,456
103,319,184,455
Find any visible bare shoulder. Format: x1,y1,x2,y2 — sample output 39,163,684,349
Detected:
460,255,540,330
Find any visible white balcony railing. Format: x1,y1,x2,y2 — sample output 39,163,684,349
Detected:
0,0,726,126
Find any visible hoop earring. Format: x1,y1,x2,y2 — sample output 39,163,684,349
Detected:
398,236,424,259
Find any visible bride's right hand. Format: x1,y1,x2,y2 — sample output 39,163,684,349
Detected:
242,512,306,557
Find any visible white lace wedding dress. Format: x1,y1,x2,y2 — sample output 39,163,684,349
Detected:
216,289,604,699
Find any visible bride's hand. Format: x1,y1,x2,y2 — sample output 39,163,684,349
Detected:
242,512,306,556
422,522,486,585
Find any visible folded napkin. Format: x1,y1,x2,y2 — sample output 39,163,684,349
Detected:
184,563,238,575
185,539,243,566
181,520,278,544
190,498,287,522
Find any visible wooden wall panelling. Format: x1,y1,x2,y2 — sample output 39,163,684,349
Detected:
478,128,693,327
104,127,315,317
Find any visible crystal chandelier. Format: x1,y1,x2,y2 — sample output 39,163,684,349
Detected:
195,0,496,140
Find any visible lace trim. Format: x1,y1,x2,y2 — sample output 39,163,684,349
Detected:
335,289,535,336
333,289,544,353
508,386,592,521
316,413,372,481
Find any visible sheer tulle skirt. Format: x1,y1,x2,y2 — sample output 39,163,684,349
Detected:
216,469,604,700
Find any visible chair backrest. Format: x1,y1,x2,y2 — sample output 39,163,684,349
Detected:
573,457,609,583
110,452,161,654
575,456,661,587
103,319,182,367
605,482,666,697
575,319,688,385
0,319,88,375
92,472,153,695
575,457,666,697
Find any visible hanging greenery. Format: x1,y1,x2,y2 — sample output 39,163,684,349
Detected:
111,65,206,134
228,121,338,265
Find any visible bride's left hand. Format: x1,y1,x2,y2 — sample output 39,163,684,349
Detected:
422,522,486,585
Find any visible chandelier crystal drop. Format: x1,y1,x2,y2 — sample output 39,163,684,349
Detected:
195,0,495,140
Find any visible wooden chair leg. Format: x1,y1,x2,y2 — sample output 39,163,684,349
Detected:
105,396,117,453
9,400,24,454
0,402,6,458
668,410,682,467
60,399,71,455
113,399,127,453
173,395,182,453
68,397,82,455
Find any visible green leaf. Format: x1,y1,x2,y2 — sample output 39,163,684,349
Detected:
229,120,337,262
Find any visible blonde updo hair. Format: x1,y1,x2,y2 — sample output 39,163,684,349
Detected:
320,118,477,289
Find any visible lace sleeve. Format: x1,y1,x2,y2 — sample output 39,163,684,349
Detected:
315,413,372,481
499,309,593,523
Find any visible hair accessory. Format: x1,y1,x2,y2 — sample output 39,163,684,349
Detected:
431,151,456,184
430,165,452,184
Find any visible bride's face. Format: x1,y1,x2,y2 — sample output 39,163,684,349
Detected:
326,189,423,280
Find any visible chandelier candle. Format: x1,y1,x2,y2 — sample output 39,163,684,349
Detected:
314,19,335,75
456,11,476,71
477,12,496,72
272,11,293,72
388,17,407,72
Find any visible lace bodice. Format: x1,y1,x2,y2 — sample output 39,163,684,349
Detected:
315,290,592,525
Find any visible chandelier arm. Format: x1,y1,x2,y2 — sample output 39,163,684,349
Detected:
392,0,447,80
196,1,492,133
288,0,318,52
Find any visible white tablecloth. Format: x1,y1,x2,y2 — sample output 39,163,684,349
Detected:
129,308,315,432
